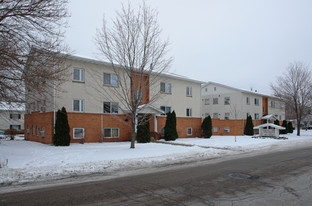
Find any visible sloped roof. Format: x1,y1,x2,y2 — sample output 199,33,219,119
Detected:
253,123,285,130
202,81,282,100
0,102,25,111
137,104,165,115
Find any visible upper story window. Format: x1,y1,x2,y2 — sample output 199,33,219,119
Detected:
225,113,230,120
10,113,21,119
10,125,21,130
73,99,84,112
104,73,118,87
134,90,143,103
280,103,284,109
160,106,171,115
160,82,171,94
255,113,259,120
214,87,217,91
246,97,250,105
254,98,259,106
213,113,218,119
271,101,275,108
186,86,192,97
224,97,230,105
213,98,218,104
73,68,85,82
186,108,192,117
103,102,118,114
204,98,210,105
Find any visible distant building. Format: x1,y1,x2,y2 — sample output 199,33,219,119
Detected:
0,102,25,131
201,82,285,135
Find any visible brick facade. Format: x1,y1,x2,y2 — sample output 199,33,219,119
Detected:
211,119,262,136
25,112,202,144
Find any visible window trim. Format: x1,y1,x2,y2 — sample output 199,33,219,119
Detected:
103,101,118,114
72,68,85,82
186,108,192,117
73,128,85,139
213,98,218,105
224,97,230,105
187,127,192,136
103,73,119,87
104,128,119,138
72,99,84,112
254,98,259,106
186,86,192,97
160,106,171,115
204,98,210,105
160,82,172,94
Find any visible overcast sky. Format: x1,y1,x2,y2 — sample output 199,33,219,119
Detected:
65,0,312,95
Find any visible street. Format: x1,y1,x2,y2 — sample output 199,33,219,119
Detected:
1,146,312,205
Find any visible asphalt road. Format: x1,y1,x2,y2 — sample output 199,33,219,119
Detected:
1,146,312,206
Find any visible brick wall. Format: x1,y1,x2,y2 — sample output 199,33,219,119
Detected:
211,119,262,136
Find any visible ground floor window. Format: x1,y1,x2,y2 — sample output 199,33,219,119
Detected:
213,126,218,132
73,128,85,139
104,128,119,138
10,125,21,130
224,127,230,133
40,127,45,137
187,127,192,136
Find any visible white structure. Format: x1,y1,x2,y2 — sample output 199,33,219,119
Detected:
201,82,285,121
0,102,25,131
254,123,285,138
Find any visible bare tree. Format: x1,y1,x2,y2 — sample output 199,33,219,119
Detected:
95,2,172,148
0,0,69,106
271,61,312,136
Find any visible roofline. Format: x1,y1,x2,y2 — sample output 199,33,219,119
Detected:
66,54,205,85
202,81,283,100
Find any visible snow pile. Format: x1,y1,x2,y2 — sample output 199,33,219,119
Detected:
1,130,312,185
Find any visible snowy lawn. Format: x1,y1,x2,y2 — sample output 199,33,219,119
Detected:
1,130,312,185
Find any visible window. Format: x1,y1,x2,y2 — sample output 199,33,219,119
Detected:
246,113,250,118
271,101,275,108
186,86,192,97
160,82,171,94
255,113,259,120
73,128,85,139
26,125,30,134
40,127,45,137
104,128,119,138
254,98,259,106
10,114,21,119
213,113,218,119
213,98,218,104
205,113,210,117
204,98,210,105
32,125,35,135
224,97,230,105
103,73,118,87
73,99,84,112
280,103,284,109
10,125,21,130
186,108,192,117
160,106,171,114
224,113,230,120
224,127,230,133
214,87,217,91
246,97,250,105
73,68,85,82
103,102,118,114
36,126,39,136
187,128,192,136
213,126,218,132
205,88,207,92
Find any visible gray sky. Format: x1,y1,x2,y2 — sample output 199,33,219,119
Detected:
65,0,312,95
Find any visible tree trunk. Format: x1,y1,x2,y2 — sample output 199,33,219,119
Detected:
130,114,136,149
297,119,301,136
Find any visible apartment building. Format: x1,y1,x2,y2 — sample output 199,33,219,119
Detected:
201,82,285,135
0,103,25,131
24,55,203,144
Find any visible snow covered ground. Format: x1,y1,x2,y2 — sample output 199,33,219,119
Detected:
1,130,312,186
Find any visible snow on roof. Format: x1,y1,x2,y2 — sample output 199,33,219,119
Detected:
262,114,278,120
138,104,165,115
253,123,285,130
0,102,25,111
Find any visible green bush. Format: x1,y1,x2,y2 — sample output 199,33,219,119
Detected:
201,115,212,138
244,115,254,136
287,122,294,133
53,107,70,146
137,116,150,143
164,111,178,141
280,120,288,134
